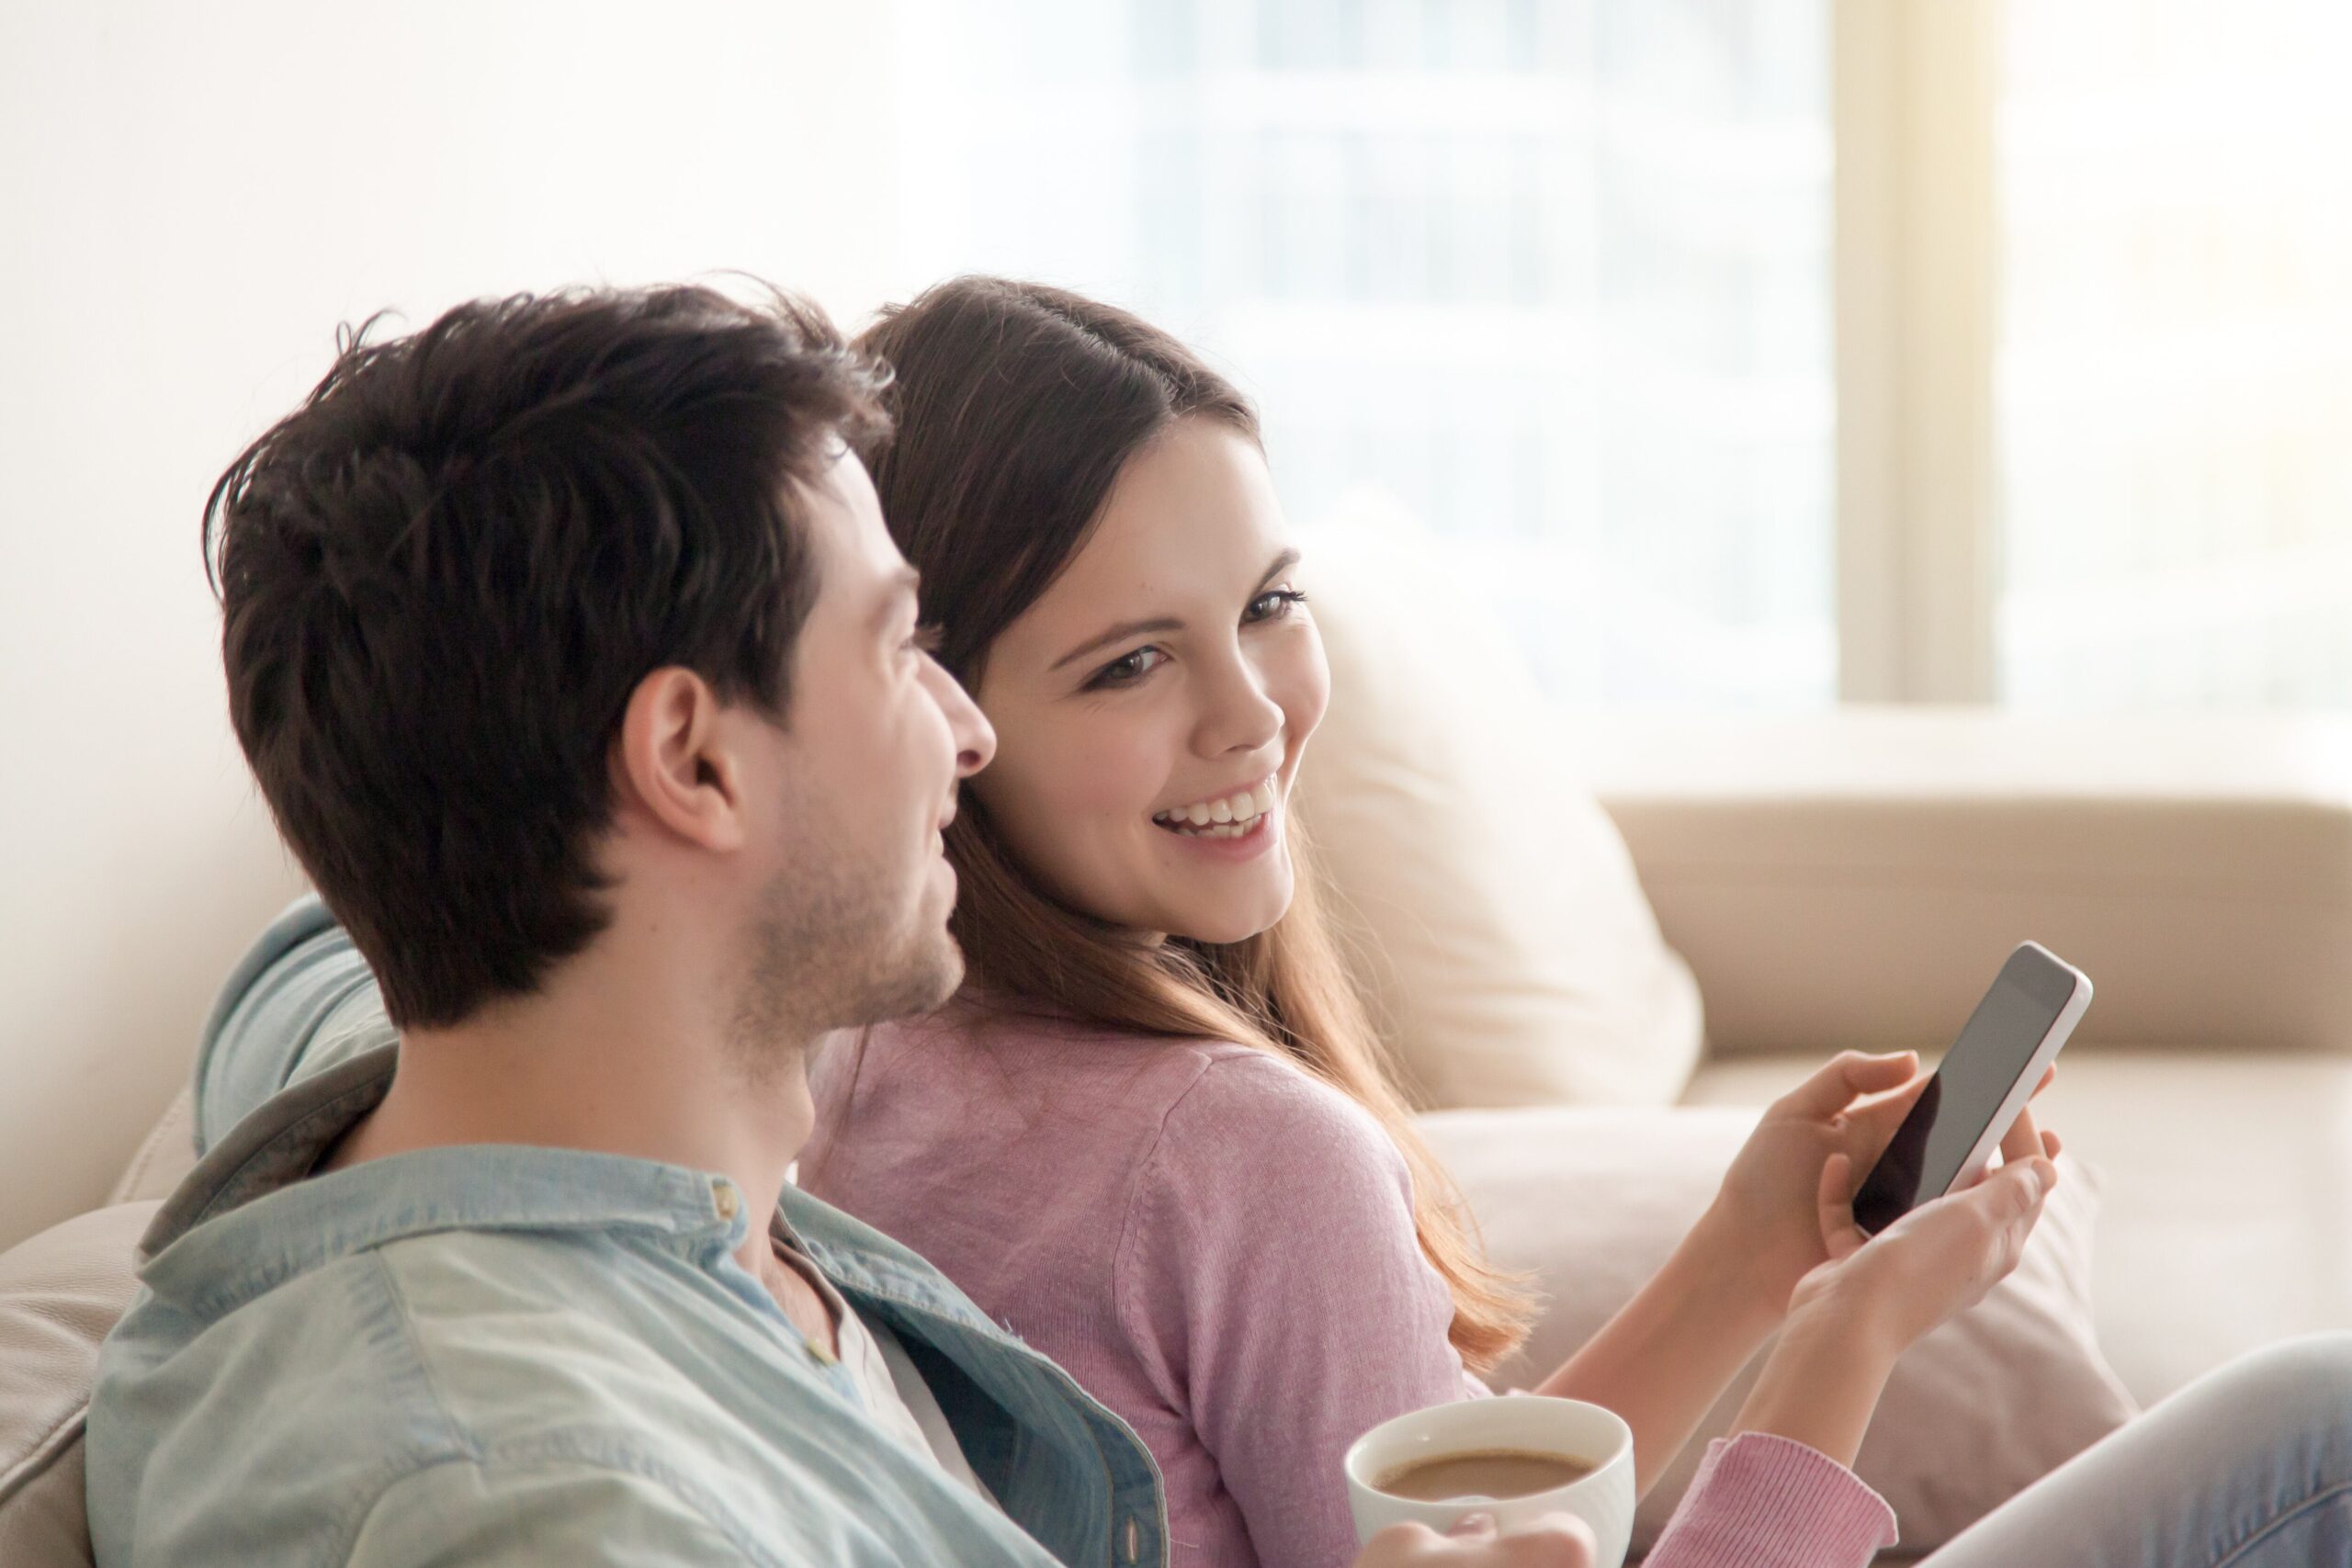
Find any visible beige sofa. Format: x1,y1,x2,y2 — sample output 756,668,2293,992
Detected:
6,706,2350,1564
1600,707,2352,1410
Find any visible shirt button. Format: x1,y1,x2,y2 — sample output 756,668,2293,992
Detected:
711,1180,741,1221
1124,1516,1140,1562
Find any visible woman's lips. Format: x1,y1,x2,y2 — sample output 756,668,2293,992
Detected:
1153,795,1282,862
1151,774,1279,835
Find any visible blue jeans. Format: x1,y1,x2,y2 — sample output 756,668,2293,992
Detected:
1926,1335,2352,1567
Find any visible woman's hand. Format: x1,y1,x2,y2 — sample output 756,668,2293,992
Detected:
1544,1048,2064,1490
1726,1110,2063,1466
1793,1107,2064,1348
1696,1050,2056,1321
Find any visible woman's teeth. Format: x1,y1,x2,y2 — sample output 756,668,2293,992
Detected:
1153,778,1278,838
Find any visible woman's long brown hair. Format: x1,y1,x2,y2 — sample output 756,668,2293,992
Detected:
847,276,1532,1373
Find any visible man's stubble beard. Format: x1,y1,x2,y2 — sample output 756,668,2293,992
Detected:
728,855,965,1081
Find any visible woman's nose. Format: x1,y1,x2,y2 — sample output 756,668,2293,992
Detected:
928,660,996,776
1196,651,1284,759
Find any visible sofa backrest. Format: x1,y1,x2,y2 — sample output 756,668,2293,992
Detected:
0,1201,159,1568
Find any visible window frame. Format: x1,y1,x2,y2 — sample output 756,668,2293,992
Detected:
1833,0,2002,703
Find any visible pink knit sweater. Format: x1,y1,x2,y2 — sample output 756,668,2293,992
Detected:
802,1003,1896,1568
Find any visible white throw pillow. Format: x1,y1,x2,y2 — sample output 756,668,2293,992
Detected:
1420,1104,2138,1554
1296,498,1703,1108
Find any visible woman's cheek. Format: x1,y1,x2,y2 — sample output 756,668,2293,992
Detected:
1013,720,1168,908
971,721,1082,871
1274,626,1331,754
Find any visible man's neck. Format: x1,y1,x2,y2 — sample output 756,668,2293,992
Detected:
328,910,820,1280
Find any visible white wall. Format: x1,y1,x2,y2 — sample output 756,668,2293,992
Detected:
0,0,910,1249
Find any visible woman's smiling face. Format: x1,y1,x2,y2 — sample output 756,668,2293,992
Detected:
968,415,1329,945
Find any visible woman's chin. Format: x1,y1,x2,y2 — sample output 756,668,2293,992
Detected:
1160,882,1295,947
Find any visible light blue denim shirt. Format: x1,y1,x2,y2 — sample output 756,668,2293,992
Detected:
86,898,1169,1567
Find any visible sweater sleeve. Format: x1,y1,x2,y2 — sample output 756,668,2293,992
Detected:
1642,1434,1898,1568
1114,1051,1486,1568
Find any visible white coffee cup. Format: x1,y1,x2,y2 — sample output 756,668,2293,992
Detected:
1343,1395,1636,1568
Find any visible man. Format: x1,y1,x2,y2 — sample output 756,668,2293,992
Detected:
86,285,1590,1567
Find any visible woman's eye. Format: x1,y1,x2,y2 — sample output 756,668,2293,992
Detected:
1245,588,1309,624
1088,646,1166,689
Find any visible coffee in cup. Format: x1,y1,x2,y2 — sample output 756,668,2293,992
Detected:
1344,1395,1636,1568
1374,1448,1596,1502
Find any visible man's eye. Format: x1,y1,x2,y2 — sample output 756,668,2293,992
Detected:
1088,647,1166,689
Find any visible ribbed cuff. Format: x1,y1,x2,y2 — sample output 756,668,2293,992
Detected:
1642,1433,1899,1568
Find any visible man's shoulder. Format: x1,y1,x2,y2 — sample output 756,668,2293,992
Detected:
368,1227,756,1428
90,1247,458,1567
98,1231,650,1462
92,1299,754,1568
91,1233,775,1566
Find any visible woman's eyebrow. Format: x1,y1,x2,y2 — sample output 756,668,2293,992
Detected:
1258,547,1302,587
1047,548,1304,672
1050,615,1184,672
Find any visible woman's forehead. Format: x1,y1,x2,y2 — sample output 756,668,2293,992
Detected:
1025,423,1288,629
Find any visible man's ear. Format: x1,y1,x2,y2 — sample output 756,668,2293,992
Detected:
610,667,749,852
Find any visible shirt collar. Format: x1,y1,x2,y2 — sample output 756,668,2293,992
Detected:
139,1044,760,1316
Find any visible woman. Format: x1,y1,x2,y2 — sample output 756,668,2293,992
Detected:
804,276,2352,1568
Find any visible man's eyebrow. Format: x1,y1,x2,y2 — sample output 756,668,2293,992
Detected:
868,566,922,633
1046,549,1305,672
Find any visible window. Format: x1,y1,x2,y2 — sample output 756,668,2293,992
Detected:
893,0,2349,710
1996,0,2352,707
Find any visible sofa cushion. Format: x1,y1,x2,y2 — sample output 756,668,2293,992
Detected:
1685,1046,2352,1409
107,1089,197,1207
1298,500,1704,1109
0,1201,158,1568
1420,1104,2136,1556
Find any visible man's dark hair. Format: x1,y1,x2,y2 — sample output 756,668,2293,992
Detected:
208,284,888,1029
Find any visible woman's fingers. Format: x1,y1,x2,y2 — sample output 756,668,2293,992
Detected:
1844,1070,1934,1153
1842,1155,2060,1348
1844,1061,2058,1172
1839,1061,2056,1159
1477,1516,1596,1568
1964,1153,2055,1243
1777,1050,1920,1121
1816,1152,1864,1259
1998,1103,2047,1167
1964,1162,2048,1296
1358,1515,1595,1568
1997,1157,2057,1260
